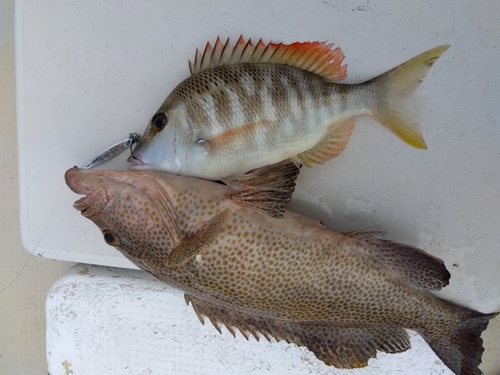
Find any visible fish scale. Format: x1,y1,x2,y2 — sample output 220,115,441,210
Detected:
65,167,497,375
179,64,364,154
132,179,440,323
130,38,450,180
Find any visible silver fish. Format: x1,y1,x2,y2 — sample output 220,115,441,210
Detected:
65,167,497,375
129,37,449,181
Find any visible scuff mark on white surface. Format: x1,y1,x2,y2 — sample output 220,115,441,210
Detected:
46,264,456,375
344,196,375,216
289,185,333,217
62,359,73,375
78,266,89,276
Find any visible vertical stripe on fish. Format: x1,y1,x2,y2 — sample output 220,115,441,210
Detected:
130,37,449,182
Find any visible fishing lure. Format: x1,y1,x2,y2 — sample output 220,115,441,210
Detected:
81,133,140,169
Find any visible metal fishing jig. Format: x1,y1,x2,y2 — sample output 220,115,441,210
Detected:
81,133,140,169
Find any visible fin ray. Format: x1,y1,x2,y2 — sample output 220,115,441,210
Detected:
185,294,410,368
166,209,229,266
420,306,498,375
226,160,300,218
189,36,347,82
205,120,270,153
293,118,356,168
370,45,450,149
350,232,451,291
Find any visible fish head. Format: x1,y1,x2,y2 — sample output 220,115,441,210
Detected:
128,95,191,174
64,168,181,262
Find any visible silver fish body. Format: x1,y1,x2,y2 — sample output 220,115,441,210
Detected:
65,167,497,375
129,37,449,180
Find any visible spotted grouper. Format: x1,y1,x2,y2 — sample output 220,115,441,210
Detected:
65,167,497,375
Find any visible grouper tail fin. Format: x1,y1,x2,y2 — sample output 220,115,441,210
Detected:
369,44,450,149
420,302,498,375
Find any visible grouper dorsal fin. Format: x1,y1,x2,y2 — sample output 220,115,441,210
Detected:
185,294,410,368
189,35,347,83
166,209,229,267
348,231,451,291
225,159,301,219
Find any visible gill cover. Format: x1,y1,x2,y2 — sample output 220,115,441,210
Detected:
130,96,191,174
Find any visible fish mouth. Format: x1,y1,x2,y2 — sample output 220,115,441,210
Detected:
65,168,96,213
64,167,113,214
73,195,91,212
127,154,153,170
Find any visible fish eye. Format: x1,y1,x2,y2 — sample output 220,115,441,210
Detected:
103,230,120,246
151,112,168,131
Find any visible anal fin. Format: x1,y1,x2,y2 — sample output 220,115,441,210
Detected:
185,294,410,368
225,159,301,218
166,209,229,267
293,118,355,168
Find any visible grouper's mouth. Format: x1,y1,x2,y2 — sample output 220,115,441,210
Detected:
73,195,88,206
73,195,90,212
64,167,113,214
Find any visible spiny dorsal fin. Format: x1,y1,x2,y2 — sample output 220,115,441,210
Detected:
189,35,347,82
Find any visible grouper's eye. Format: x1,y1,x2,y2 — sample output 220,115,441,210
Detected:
103,230,120,246
151,112,168,132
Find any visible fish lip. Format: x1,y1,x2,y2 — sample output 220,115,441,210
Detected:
65,168,94,212
73,195,90,212
127,154,148,167
128,156,154,171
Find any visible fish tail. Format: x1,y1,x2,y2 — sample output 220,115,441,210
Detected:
420,302,497,375
369,45,450,149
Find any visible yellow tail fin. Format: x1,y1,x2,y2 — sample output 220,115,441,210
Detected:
370,45,450,149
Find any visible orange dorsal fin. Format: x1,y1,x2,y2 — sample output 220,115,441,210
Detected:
188,35,347,82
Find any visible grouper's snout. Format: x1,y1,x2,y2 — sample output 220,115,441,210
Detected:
64,167,157,216
65,167,92,195
65,167,132,193
65,168,112,216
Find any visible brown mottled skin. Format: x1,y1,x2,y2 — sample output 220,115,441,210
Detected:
65,168,496,375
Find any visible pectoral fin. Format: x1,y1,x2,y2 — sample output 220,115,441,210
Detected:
166,209,229,267
293,117,355,168
204,120,271,153
225,159,301,218
185,294,410,368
